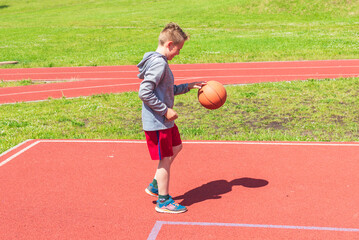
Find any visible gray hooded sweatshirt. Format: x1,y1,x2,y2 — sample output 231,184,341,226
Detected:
138,52,189,131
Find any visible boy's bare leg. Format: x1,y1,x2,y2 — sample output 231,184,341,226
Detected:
155,144,183,195
170,144,182,164
156,156,172,195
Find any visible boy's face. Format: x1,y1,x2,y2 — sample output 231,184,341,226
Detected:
166,40,184,61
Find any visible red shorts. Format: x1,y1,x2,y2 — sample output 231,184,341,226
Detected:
144,124,182,160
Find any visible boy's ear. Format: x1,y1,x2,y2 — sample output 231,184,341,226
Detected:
166,41,174,49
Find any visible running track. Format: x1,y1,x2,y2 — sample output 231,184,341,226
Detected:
0,59,359,104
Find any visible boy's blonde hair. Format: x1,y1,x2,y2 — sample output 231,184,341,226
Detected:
158,22,189,46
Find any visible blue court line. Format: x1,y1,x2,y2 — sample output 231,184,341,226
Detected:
147,221,359,240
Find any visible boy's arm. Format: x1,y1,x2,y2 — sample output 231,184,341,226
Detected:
138,60,168,116
164,108,178,121
173,83,189,96
174,81,206,95
188,81,207,89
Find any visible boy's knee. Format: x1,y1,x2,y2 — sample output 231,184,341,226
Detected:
173,144,183,153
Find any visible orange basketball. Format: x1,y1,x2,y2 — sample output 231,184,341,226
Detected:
198,81,227,110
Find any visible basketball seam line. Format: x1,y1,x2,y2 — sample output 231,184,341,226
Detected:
205,84,223,107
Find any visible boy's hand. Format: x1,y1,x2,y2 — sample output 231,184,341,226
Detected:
188,81,207,89
165,108,178,121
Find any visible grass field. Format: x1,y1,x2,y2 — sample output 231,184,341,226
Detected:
1,77,359,153
0,0,358,68
1,0,359,153
0,79,38,88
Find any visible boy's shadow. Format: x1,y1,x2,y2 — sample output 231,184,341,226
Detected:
171,177,269,206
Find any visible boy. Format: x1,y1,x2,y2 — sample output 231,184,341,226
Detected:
137,23,205,213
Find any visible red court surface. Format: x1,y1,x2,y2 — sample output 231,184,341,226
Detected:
1,59,359,104
1,139,359,239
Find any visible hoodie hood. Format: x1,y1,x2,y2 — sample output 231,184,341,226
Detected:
137,52,167,79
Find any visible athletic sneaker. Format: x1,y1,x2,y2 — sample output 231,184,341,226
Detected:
155,197,187,214
145,183,158,197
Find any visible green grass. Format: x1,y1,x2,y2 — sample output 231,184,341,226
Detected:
0,79,38,88
1,0,359,153
1,77,359,153
0,0,358,68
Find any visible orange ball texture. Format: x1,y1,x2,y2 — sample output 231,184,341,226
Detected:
198,81,227,109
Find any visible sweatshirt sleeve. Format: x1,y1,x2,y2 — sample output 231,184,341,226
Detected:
138,60,168,116
174,83,189,95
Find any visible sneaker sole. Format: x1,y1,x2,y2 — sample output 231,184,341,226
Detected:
155,206,187,214
145,188,158,197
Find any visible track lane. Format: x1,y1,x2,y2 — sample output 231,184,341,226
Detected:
0,59,358,104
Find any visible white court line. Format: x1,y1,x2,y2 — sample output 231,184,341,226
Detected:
43,139,359,147
147,221,359,240
1,139,358,167
184,141,359,147
0,141,40,167
37,139,146,144
0,140,146,167
14,139,359,146
0,139,34,158
1,139,358,238
2,65,359,76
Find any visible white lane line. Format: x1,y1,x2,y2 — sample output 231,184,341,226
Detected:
0,79,192,97
4,71,359,82
0,82,140,97
2,65,359,77
2,72,358,98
